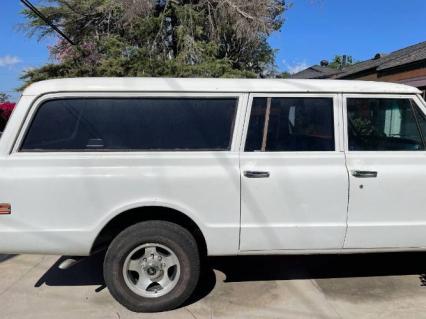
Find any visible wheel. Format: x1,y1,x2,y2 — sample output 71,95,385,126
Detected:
103,220,200,312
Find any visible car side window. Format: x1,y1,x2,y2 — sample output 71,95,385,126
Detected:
412,101,426,141
245,97,335,152
21,97,238,151
347,98,425,151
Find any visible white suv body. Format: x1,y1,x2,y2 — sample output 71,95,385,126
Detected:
2,77,426,255
1,78,426,311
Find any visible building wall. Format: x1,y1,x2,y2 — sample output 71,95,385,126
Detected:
340,67,426,82
346,73,378,81
340,66,426,98
378,67,426,82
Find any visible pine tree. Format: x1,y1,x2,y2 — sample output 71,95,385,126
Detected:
20,0,288,88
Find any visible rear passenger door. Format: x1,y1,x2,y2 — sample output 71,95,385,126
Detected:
239,94,349,251
344,94,426,249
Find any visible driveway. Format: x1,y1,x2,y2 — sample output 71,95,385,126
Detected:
1,252,426,318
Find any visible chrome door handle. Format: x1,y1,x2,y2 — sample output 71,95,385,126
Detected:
351,170,378,178
244,171,270,178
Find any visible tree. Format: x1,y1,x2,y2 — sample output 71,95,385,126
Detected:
0,92,10,103
328,55,355,70
0,92,15,130
20,0,288,88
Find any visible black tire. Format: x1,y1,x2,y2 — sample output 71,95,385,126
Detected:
103,220,200,312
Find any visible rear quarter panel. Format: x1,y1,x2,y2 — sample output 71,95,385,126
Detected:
0,93,244,256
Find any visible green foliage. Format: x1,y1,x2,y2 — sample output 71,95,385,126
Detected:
0,93,10,103
278,72,290,79
20,0,288,89
328,55,355,69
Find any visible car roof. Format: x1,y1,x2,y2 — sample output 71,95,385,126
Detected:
22,77,421,96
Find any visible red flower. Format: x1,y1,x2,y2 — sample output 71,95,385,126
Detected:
0,102,15,121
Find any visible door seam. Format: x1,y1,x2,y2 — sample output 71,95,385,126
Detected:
341,93,350,249
343,150,350,249
238,93,250,252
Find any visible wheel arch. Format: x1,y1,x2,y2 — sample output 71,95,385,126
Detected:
90,204,208,257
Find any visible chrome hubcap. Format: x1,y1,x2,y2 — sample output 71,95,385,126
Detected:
123,243,180,298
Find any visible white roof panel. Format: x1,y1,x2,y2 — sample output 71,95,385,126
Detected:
23,77,421,96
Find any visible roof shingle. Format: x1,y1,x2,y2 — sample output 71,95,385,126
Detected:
291,41,426,79
336,41,426,78
291,65,341,79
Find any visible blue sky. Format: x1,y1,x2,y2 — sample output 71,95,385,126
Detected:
1,0,426,101
270,0,426,73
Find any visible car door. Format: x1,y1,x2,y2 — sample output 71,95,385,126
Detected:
239,94,349,251
344,94,426,248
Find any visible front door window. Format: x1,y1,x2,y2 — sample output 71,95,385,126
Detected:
347,98,425,151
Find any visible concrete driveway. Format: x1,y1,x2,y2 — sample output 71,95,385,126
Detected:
1,252,426,319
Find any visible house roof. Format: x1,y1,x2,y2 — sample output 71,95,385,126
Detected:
292,41,426,80
291,65,341,79
22,77,421,96
377,43,426,71
336,41,426,78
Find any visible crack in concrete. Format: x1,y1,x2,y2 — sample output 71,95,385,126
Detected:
185,307,198,319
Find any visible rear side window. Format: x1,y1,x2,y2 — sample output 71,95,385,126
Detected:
412,101,426,141
347,98,425,151
245,97,335,152
21,98,238,151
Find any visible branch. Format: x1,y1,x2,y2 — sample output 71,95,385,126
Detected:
222,0,256,21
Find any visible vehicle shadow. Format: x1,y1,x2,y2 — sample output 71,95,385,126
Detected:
34,250,216,302
0,254,17,263
34,251,107,291
208,252,426,283
34,251,426,307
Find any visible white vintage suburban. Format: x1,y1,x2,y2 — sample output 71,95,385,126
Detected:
1,78,426,312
